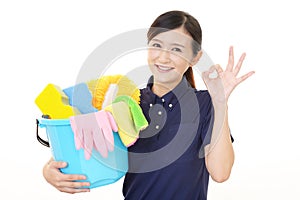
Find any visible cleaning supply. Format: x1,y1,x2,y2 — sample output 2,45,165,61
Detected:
69,110,118,159
105,102,137,147
113,95,148,131
102,84,118,109
105,96,148,147
37,118,128,188
35,83,80,119
35,79,132,189
63,83,98,114
87,75,140,110
87,75,148,147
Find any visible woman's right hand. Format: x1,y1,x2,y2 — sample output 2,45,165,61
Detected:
43,158,90,194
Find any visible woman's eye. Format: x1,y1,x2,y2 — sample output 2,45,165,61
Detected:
172,47,182,52
152,43,161,48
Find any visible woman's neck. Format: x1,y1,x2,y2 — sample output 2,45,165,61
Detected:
152,85,169,97
151,80,180,97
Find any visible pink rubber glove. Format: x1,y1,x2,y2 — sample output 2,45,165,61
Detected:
69,110,118,159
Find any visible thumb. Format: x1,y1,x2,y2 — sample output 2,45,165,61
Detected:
50,161,68,169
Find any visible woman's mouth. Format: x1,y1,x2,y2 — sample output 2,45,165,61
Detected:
155,64,174,72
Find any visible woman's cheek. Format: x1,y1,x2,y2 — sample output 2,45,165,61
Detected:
148,48,161,61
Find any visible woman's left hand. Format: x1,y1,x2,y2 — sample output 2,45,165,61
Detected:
202,46,255,104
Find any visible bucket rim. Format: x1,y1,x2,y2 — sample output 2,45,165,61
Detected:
39,118,70,126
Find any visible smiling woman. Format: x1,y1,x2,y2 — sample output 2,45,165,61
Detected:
147,27,202,96
147,11,202,90
42,10,254,200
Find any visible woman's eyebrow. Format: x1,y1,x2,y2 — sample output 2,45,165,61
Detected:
151,38,162,43
151,38,185,48
171,42,185,48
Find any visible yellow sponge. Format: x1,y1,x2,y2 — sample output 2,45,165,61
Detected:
35,83,80,119
104,96,149,147
87,75,140,110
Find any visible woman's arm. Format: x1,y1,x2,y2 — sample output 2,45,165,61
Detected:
204,103,234,182
202,46,254,182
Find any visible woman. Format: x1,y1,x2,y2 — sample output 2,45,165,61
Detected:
43,10,254,199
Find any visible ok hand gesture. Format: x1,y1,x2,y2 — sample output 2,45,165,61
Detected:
202,46,255,104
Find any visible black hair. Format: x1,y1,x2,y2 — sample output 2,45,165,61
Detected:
147,10,202,88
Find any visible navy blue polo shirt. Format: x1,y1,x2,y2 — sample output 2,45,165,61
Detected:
123,76,221,200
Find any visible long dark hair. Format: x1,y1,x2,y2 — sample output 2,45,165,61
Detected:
147,10,202,88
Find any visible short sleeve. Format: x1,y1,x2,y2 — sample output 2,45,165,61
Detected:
201,103,214,149
201,105,234,148
229,128,234,143
198,95,214,158
198,92,234,158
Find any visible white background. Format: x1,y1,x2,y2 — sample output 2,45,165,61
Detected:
1,0,299,199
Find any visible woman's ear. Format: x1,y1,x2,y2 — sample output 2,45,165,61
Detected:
190,50,203,67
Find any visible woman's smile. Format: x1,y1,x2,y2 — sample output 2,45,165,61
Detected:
155,64,174,73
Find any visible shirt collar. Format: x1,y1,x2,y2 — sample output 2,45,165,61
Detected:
145,76,194,110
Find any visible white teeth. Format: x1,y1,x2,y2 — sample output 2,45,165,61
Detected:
157,65,172,71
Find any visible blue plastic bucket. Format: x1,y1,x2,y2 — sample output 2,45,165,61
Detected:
37,118,128,189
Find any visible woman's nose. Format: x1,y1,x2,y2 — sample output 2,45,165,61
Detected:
158,49,171,63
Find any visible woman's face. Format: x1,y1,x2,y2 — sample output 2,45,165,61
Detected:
147,27,195,89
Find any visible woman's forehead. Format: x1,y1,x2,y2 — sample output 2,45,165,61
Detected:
152,29,193,47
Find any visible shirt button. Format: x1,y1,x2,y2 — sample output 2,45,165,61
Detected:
150,103,153,107
155,125,160,129
168,104,173,108
161,98,165,102
158,111,162,115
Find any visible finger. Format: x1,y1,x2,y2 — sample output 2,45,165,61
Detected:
104,130,114,152
58,186,90,194
215,64,223,75
83,131,93,160
233,52,246,76
49,160,68,169
226,46,234,71
237,71,255,84
93,128,108,158
60,173,88,181
202,65,215,79
201,70,210,82
106,112,118,132
95,112,114,152
56,181,90,193
208,64,216,73
102,124,114,153
70,117,83,150
102,112,115,152
79,130,84,150
205,64,220,79
75,129,83,150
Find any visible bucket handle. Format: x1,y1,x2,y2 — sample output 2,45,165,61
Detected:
36,119,50,147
